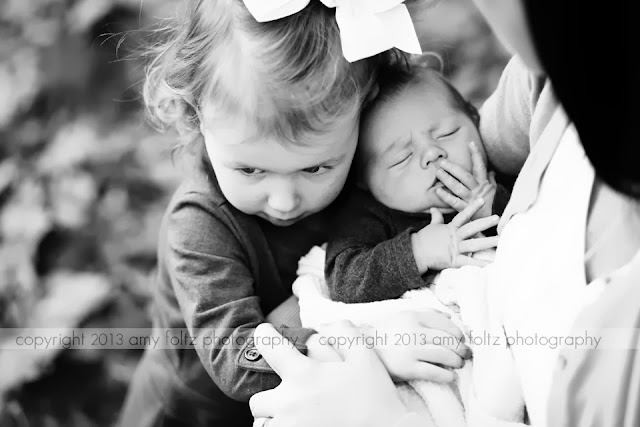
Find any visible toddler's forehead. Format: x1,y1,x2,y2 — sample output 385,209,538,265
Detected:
200,93,361,144
202,110,359,149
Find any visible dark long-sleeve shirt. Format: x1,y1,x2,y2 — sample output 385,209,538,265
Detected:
137,159,327,424
326,185,510,303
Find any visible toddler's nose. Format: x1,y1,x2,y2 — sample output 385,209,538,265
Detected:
267,183,299,215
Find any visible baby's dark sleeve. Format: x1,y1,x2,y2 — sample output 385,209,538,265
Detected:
325,190,426,303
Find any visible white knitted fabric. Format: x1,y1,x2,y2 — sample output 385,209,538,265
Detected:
273,246,528,427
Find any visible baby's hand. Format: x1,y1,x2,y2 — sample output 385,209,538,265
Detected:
364,310,471,383
412,198,500,272
435,141,497,220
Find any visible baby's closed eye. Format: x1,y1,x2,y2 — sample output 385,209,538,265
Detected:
436,127,460,140
389,153,413,169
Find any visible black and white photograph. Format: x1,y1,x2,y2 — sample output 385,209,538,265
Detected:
1,1,638,426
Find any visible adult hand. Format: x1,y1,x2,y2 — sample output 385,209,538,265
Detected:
436,141,497,220
305,333,342,362
411,198,500,272
249,322,410,427
365,310,470,383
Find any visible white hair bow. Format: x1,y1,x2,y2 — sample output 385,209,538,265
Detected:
242,0,423,62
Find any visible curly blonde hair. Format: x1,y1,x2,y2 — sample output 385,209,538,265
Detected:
143,0,407,148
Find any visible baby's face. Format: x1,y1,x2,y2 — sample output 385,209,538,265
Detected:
360,82,484,213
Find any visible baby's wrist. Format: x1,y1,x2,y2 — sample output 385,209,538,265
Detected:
410,232,430,274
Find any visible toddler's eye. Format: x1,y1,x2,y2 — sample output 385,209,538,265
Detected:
438,128,461,139
237,168,265,176
303,166,332,175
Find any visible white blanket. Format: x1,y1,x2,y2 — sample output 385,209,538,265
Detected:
292,246,527,427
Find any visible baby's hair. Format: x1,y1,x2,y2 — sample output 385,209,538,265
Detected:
366,57,479,126
353,57,479,181
143,0,405,149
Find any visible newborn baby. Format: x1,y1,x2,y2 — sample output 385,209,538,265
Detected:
325,64,509,305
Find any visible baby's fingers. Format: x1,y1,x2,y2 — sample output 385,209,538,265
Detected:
458,215,500,239
435,188,467,211
450,198,485,227
470,141,488,182
439,159,477,190
436,168,471,200
430,207,445,224
458,236,499,253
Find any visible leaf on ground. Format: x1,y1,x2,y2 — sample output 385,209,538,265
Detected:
0,243,40,328
0,160,18,197
48,170,97,229
0,272,113,399
35,119,101,174
0,178,51,244
0,46,41,129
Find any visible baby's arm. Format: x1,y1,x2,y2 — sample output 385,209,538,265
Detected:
327,191,500,303
166,198,314,401
325,190,427,303
410,201,500,272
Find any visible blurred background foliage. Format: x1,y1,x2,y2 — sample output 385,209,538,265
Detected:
0,0,508,425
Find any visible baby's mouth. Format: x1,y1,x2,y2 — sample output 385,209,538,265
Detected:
424,169,440,192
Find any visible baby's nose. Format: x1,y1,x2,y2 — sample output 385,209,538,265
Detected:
421,146,447,168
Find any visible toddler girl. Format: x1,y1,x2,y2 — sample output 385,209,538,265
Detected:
117,1,417,425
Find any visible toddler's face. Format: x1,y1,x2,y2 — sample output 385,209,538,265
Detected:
361,82,484,213
201,113,359,226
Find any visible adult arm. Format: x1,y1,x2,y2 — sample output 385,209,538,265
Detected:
480,56,546,175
